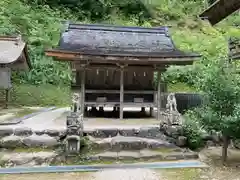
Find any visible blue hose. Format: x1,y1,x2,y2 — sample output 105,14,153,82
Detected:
0,161,207,174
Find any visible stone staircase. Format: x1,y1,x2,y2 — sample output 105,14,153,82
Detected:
0,124,199,167
84,126,198,162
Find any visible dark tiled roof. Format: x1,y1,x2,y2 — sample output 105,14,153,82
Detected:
0,36,31,70
56,23,200,59
199,0,240,25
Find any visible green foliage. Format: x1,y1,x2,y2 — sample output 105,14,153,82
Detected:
163,20,240,87
22,0,151,22
168,82,196,93
182,110,204,150
1,0,239,106
194,60,240,139
0,0,74,85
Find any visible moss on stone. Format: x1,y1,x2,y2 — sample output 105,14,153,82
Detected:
12,147,55,153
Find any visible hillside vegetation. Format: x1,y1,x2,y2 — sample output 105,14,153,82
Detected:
0,0,239,106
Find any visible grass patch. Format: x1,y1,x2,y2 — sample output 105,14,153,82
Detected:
168,82,197,93
159,168,202,180
10,84,71,107
14,108,38,118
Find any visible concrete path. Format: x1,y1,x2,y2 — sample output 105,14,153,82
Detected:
0,107,160,132
0,108,68,131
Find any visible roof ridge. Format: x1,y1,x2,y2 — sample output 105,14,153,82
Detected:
64,22,169,34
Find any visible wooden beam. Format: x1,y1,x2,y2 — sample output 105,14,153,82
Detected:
72,63,160,71
84,102,155,107
199,0,240,25
45,50,198,65
83,90,155,94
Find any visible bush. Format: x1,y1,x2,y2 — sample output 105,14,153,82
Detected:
22,0,152,21
182,110,204,150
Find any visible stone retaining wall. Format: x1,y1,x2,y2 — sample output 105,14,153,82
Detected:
0,127,64,148
0,124,229,149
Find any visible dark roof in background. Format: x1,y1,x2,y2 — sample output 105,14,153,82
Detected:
199,0,240,25
0,36,31,70
56,23,200,59
229,38,240,60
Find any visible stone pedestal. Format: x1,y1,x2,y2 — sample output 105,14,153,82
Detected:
64,94,84,155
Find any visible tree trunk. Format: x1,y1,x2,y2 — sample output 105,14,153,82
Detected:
222,135,230,164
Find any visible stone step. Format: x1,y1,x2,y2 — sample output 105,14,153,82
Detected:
89,135,181,151
85,126,161,138
0,134,59,148
89,149,199,162
0,151,57,167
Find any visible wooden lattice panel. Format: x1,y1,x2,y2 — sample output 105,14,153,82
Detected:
229,38,240,60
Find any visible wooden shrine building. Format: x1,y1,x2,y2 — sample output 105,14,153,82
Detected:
45,23,200,119
199,0,240,61
0,36,31,108
199,0,240,25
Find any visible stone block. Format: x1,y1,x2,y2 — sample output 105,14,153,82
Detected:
34,130,45,135
0,127,13,137
14,127,32,136
164,153,185,160
0,135,24,148
146,127,161,138
97,152,118,161
117,151,140,160
165,125,182,138
184,152,199,159
45,129,60,137
1,152,57,166
118,129,135,137
139,150,163,160
176,136,187,147
101,129,119,137
22,134,59,148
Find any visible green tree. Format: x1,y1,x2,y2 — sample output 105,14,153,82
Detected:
195,60,240,163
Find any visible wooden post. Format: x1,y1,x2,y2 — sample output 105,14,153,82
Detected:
157,70,161,121
120,66,124,120
150,107,153,117
80,67,86,116
5,89,10,109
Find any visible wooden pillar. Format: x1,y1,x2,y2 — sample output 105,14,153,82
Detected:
120,66,124,120
5,89,10,109
80,67,86,116
150,107,153,117
157,70,161,121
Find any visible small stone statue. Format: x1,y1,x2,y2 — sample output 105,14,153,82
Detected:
162,93,182,125
166,93,178,112
72,93,80,112
15,35,22,45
